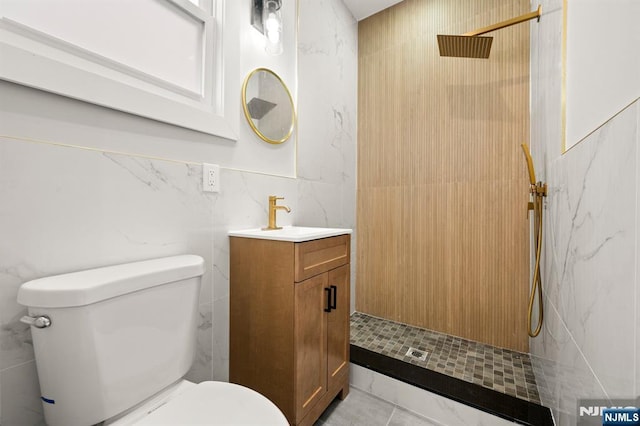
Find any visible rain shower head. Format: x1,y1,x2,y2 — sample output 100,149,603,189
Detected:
437,35,493,59
437,5,542,59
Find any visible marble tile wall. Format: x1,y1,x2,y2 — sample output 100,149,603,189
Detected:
0,139,217,425
297,0,359,313
530,0,640,423
0,0,357,422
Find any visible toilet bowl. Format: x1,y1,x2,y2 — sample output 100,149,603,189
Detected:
17,255,288,426
106,380,288,425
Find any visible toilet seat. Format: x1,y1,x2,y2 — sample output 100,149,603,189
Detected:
133,381,288,425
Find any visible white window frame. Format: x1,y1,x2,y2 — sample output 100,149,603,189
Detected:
0,0,235,140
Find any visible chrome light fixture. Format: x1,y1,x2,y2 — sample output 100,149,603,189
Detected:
251,0,283,55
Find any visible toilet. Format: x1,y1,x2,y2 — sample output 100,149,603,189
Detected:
17,255,288,426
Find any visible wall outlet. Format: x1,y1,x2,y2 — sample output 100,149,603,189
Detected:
202,163,220,193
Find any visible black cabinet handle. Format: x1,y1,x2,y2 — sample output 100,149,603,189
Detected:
330,285,337,309
324,287,332,312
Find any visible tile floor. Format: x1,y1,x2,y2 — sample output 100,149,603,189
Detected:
350,312,542,404
314,388,438,426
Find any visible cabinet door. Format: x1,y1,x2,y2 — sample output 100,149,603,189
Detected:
327,264,350,386
294,273,328,423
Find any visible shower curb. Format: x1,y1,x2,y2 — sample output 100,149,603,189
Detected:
350,344,554,426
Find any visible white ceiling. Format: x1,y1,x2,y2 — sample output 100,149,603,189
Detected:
342,0,404,21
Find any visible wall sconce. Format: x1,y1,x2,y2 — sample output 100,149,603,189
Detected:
251,0,283,55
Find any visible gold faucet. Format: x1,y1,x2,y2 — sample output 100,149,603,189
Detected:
264,195,291,230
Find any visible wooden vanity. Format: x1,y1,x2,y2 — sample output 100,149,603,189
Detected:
229,229,351,426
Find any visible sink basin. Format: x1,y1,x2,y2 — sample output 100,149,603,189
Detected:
228,226,352,242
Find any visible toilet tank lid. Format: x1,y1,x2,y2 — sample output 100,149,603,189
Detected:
18,255,205,308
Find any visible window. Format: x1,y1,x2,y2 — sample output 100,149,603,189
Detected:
0,0,235,139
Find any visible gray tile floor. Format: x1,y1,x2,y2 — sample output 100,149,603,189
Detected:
314,388,438,426
350,312,542,404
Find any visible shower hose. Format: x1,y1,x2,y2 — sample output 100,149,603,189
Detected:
521,143,546,338
527,183,544,337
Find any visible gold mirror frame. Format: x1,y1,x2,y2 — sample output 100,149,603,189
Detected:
241,68,295,145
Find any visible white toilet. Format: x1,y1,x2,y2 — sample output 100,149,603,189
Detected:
17,255,288,426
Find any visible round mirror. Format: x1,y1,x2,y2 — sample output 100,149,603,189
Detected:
241,68,295,144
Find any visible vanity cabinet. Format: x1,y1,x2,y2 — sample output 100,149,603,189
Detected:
230,234,350,426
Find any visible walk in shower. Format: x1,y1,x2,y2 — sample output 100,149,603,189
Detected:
355,0,552,423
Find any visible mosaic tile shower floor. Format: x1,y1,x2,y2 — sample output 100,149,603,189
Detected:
350,312,543,404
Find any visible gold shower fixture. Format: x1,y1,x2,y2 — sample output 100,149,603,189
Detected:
521,143,546,338
437,5,542,58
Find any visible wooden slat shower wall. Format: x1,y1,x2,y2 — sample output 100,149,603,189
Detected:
356,0,531,352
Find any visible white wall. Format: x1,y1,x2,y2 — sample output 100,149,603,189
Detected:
0,0,297,178
530,0,640,423
0,0,358,423
564,0,640,150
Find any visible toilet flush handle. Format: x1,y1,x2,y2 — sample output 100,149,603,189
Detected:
20,315,52,328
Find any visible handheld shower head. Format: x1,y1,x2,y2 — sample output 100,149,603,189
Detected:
520,143,537,186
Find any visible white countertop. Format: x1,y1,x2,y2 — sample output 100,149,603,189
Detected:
228,226,352,242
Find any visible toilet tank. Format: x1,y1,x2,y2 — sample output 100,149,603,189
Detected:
17,255,205,426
